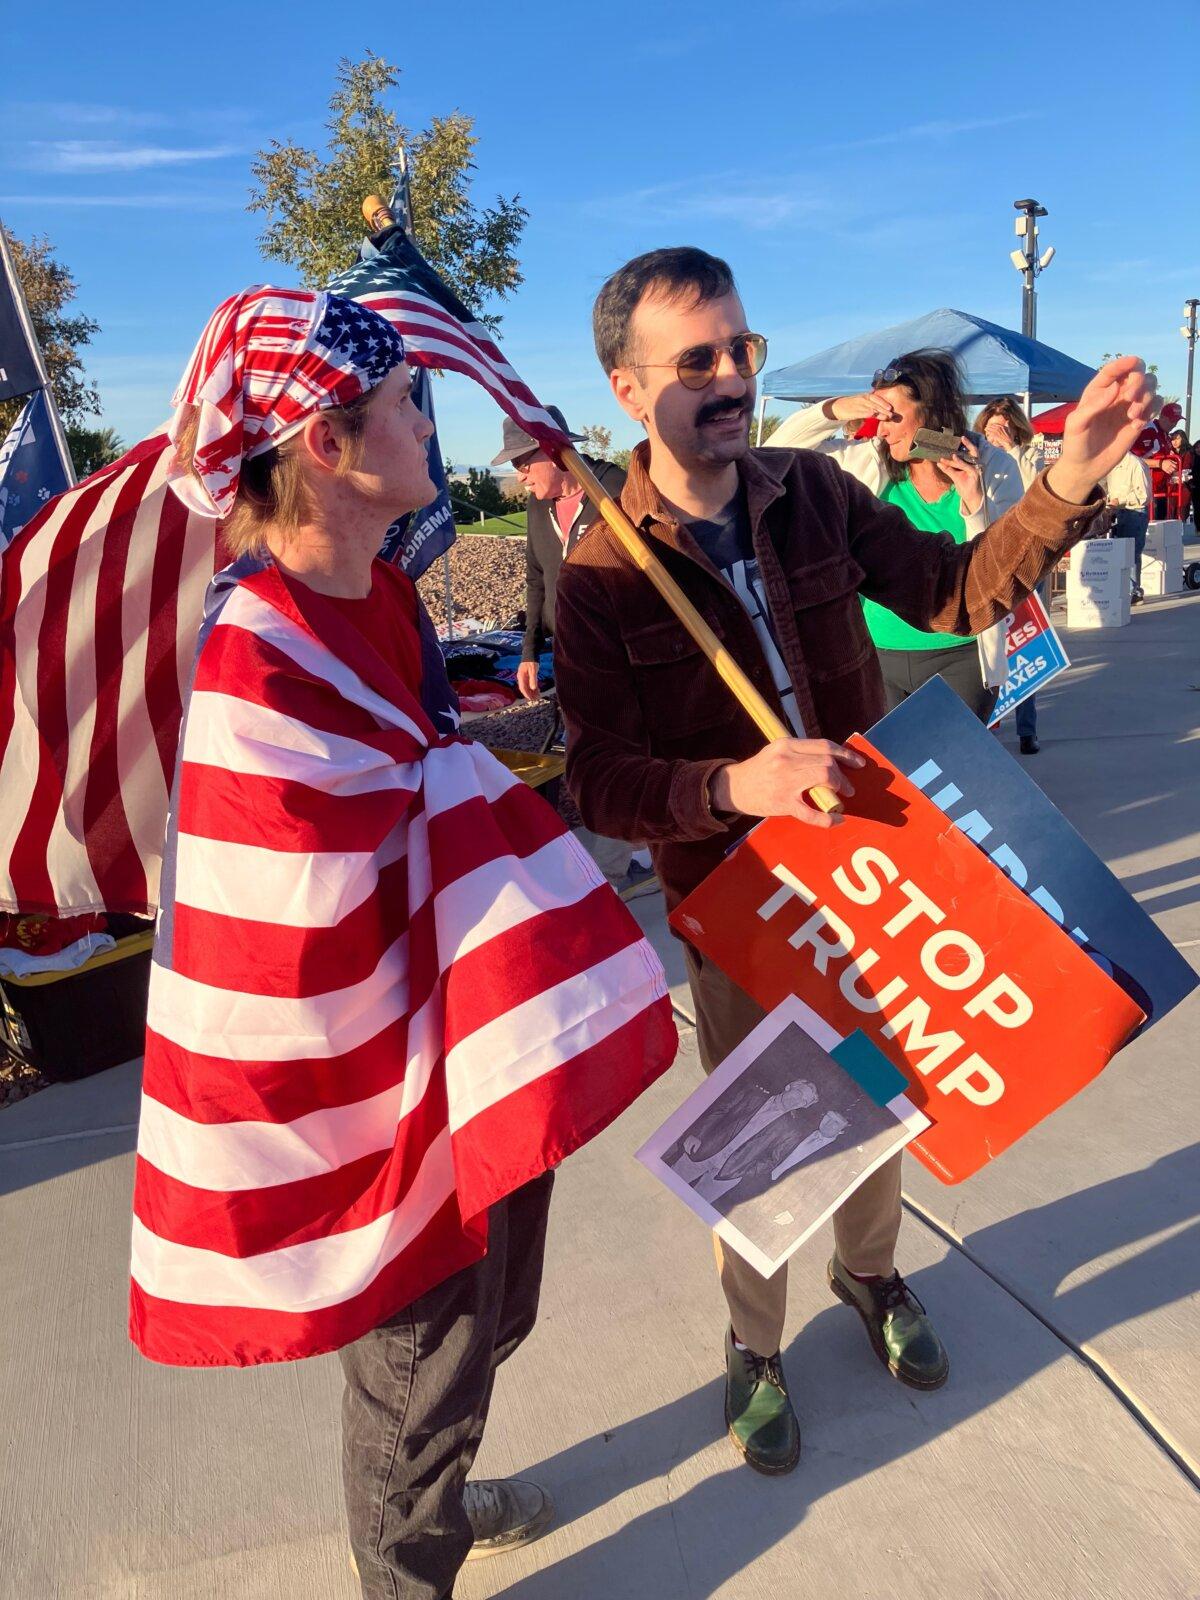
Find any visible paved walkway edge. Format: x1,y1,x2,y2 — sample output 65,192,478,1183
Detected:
902,1192,1200,1490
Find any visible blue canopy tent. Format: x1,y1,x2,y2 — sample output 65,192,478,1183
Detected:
761,308,1096,408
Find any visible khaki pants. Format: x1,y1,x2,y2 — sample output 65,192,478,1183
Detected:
684,946,903,1358
574,824,633,885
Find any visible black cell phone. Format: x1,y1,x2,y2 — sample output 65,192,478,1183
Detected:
909,427,974,464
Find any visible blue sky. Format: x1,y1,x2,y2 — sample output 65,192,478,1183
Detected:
3,0,1197,465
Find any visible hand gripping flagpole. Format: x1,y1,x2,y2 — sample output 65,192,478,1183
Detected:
360,196,840,816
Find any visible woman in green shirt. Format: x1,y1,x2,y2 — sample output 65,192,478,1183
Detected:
769,350,1024,722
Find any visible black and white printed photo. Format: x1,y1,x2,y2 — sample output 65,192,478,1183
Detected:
639,997,928,1277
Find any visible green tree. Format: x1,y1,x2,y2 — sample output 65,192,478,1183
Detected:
449,465,523,524
0,230,100,436
757,413,784,443
579,423,612,459
249,53,527,325
66,424,124,479
580,423,636,470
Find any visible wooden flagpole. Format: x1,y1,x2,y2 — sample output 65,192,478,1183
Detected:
360,195,839,815
560,447,840,814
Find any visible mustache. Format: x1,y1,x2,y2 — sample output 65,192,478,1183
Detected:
696,396,749,426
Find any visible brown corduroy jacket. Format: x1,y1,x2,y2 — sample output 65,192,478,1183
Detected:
553,441,1102,912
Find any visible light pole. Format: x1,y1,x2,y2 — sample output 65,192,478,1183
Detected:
1181,299,1198,437
1009,198,1055,342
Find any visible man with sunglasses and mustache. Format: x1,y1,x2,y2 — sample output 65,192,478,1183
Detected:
552,245,1157,1477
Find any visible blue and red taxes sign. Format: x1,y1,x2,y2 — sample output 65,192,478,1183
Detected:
987,592,1069,726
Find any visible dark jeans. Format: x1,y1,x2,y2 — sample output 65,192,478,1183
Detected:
876,641,997,724
1014,695,1037,740
1111,509,1149,587
339,1172,555,1600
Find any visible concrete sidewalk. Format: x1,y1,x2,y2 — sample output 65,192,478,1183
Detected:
2,588,1198,1599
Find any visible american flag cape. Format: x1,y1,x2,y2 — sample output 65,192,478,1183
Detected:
130,559,676,1366
1,234,572,919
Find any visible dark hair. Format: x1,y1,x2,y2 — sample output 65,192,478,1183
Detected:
872,348,969,484
1169,428,1187,448
975,394,1034,448
592,247,736,373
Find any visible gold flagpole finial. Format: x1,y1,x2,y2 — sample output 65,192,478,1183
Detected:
362,195,396,233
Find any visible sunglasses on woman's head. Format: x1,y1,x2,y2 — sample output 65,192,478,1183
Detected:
872,365,911,389
636,332,768,391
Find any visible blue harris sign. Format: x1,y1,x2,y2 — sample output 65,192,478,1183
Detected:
869,676,1197,1035
988,592,1071,727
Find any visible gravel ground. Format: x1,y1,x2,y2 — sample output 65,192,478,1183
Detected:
416,530,527,634
1,1053,48,1108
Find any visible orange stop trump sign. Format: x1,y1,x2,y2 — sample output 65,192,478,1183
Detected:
671,737,1144,1184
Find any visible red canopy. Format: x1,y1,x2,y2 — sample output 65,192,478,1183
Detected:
1032,403,1077,435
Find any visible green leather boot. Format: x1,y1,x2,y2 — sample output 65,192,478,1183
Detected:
723,1327,801,1474
828,1257,949,1390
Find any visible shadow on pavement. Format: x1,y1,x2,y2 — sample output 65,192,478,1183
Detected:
495,1148,1200,1598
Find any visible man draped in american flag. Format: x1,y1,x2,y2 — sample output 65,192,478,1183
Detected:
125,285,677,1598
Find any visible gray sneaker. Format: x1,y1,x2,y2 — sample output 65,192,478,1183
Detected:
464,1476,555,1561
616,859,659,901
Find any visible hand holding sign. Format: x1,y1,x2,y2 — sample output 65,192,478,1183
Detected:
711,738,865,829
1048,356,1160,502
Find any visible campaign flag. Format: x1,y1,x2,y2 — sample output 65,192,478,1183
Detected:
987,591,1070,726
378,365,455,577
670,737,1143,1184
0,388,70,549
0,235,44,404
872,676,1198,1033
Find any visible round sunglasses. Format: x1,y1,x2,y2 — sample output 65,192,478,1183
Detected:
636,332,768,391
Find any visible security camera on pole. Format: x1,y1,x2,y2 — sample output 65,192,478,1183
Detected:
1009,198,1055,353
1181,298,1198,437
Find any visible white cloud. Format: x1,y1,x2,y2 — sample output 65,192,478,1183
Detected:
822,113,1039,153
578,173,835,232
10,102,170,129
0,191,242,210
27,140,242,173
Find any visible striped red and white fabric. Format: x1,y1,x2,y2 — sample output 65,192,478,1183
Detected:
129,562,676,1367
0,434,219,915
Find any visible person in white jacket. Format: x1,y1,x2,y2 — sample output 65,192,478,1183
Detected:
975,396,1048,752
976,395,1046,490
769,350,1022,721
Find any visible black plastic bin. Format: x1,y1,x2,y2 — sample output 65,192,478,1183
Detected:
0,929,154,1082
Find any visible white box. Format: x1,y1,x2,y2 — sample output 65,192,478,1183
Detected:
1071,539,1133,579
1145,520,1187,560
1140,556,1183,597
1067,575,1128,609
1067,609,1131,630
1067,584,1131,628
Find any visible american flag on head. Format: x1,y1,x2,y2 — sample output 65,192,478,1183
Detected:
0,248,573,918
328,224,573,460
